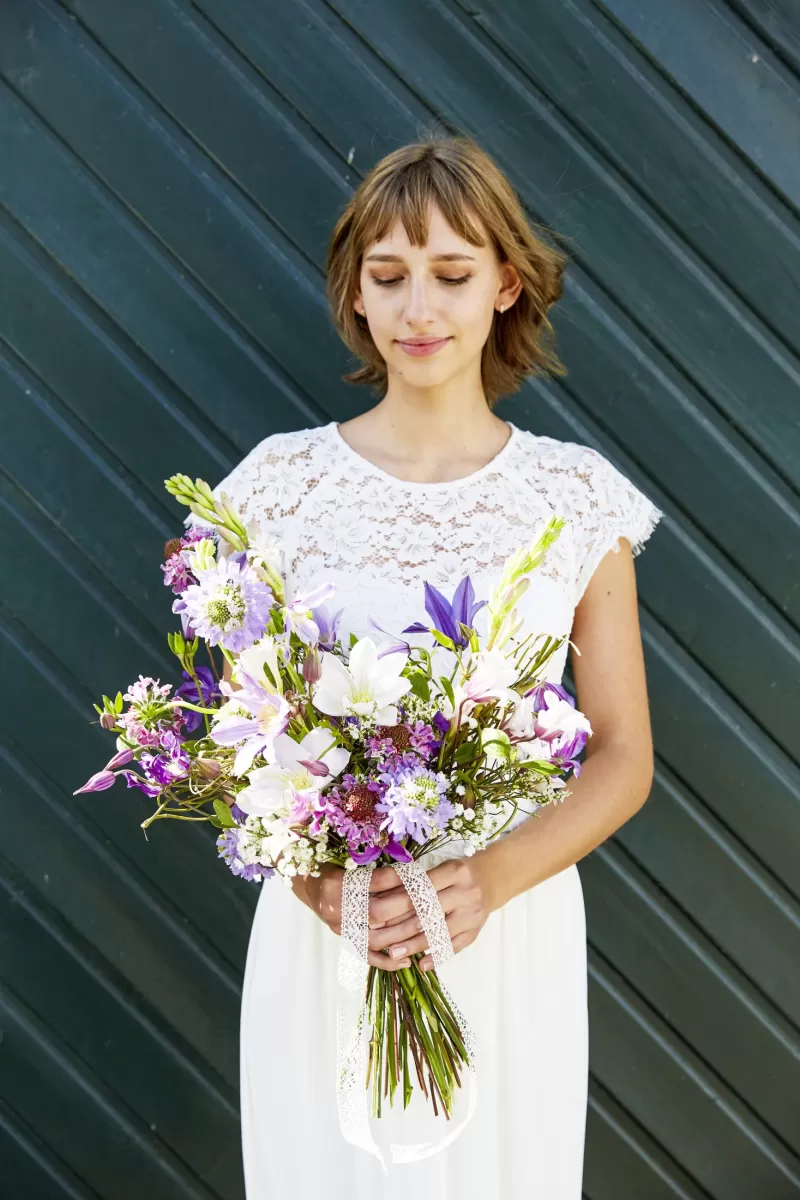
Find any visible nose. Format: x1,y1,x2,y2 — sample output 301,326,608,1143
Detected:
402,275,436,326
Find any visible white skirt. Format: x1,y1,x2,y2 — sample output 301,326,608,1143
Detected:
239,858,589,1199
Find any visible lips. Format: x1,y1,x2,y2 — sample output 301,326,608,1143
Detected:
396,337,452,358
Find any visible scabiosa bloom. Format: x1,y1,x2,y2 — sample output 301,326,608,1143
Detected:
178,556,274,654
376,762,456,845
116,675,184,749
313,774,411,865
174,666,221,735
365,721,438,765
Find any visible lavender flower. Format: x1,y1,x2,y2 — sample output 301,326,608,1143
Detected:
376,761,455,845
178,556,274,654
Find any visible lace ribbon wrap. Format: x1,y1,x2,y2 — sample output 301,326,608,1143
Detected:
336,859,479,1173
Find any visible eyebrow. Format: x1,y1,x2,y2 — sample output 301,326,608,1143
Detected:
364,252,477,263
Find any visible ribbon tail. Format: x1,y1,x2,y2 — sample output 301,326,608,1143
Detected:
335,859,479,1169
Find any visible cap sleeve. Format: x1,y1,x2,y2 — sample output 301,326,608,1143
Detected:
569,446,663,604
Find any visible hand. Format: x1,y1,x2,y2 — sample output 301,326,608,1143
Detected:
368,854,494,973
300,864,414,971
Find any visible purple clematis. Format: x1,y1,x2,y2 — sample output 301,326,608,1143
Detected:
403,575,486,649
174,666,221,735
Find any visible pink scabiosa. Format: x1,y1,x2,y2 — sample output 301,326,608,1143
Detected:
178,556,274,654
313,774,412,865
376,761,456,845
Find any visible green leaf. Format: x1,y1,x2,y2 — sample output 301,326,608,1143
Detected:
114,691,124,712
213,799,236,828
439,675,455,710
454,741,480,764
208,815,224,830
408,672,430,702
430,629,456,652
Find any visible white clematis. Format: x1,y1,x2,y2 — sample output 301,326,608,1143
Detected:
312,636,411,724
536,697,593,742
236,726,351,820
443,649,519,726
232,634,285,694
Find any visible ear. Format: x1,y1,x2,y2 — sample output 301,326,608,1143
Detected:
496,262,523,312
354,291,366,318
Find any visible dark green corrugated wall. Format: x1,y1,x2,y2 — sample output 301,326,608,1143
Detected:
1,1,799,1196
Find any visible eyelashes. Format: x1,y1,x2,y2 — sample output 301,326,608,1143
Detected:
371,275,472,288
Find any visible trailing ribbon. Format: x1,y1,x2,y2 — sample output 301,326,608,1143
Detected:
335,858,478,1173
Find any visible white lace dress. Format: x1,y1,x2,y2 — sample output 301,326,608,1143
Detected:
185,419,663,1198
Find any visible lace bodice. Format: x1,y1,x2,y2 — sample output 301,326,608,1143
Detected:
184,420,663,686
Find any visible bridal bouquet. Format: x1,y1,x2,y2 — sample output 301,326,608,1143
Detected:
75,472,591,1139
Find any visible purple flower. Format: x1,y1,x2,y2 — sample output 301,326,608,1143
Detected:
403,575,486,648
178,556,274,654
73,769,117,796
526,681,574,710
312,603,344,652
376,761,455,845
216,826,275,882
174,666,221,735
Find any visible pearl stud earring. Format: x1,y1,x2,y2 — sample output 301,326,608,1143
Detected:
499,304,505,313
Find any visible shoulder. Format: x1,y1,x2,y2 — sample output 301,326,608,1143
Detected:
183,423,333,532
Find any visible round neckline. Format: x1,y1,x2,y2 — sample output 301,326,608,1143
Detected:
328,419,519,490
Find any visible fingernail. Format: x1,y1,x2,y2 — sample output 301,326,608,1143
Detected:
399,959,411,968
390,945,408,959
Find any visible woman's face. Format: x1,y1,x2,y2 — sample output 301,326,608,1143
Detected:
354,202,521,390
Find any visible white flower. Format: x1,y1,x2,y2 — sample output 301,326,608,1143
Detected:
233,635,284,694
312,636,411,723
536,698,593,741
236,726,350,819
443,649,519,725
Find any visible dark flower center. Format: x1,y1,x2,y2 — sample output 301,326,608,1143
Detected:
375,723,412,751
341,783,380,824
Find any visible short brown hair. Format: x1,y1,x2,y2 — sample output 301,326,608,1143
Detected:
326,132,570,407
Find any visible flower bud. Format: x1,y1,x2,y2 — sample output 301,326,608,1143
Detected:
99,711,118,731
73,770,117,795
195,757,222,781
302,645,322,683
104,747,134,770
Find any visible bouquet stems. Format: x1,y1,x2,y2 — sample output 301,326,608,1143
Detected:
365,956,470,1120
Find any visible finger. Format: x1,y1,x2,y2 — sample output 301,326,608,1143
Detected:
369,888,416,927
383,906,478,960
369,912,423,954
367,949,411,971
368,866,404,892
419,929,476,972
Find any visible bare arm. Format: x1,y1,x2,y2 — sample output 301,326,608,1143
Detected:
473,537,656,912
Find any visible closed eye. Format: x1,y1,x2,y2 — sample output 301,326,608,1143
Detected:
372,275,472,287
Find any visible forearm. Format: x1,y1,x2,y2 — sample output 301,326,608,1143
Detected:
478,743,653,911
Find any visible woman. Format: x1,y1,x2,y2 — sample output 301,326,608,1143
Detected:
189,134,662,1197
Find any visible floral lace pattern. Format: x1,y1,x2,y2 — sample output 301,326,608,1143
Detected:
185,420,663,684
